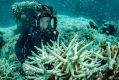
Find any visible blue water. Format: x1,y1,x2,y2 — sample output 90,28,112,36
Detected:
0,0,119,27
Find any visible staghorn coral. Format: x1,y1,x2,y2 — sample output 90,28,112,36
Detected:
25,34,119,80
0,58,15,80
0,57,24,80
1,34,19,58
0,34,25,80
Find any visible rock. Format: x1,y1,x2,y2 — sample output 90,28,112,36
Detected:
101,21,118,36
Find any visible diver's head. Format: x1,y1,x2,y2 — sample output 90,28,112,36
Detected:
36,5,57,30
39,17,51,30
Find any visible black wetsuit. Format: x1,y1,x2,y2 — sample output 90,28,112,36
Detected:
15,25,59,64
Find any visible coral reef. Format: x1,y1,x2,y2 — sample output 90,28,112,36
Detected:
0,58,16,80
1,34,19,58
0,26,16,43
57,15,98,44
57,15,119,45
25,35,119,80
0,14,119,79
0,34,25,80
0,57,25,80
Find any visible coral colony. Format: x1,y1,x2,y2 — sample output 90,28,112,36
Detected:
25,35,119,80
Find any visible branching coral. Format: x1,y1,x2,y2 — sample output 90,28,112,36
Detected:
1,34,19,58
0,58,20,80
0,34,25,80
25,34,119,80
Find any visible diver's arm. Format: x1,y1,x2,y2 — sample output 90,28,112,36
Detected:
15,26,29,64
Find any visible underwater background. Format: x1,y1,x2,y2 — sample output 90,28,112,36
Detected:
0,0,119,80
0,0,119,27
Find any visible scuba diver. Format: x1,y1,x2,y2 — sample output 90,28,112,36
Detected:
15,4,59,74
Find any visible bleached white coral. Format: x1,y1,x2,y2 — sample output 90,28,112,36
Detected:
0,57,23,80
26,35,119,79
